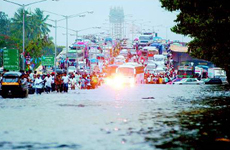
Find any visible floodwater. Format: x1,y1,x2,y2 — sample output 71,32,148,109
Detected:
0,84,230,150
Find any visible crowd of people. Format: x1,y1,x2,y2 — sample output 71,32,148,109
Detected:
0,69,102,95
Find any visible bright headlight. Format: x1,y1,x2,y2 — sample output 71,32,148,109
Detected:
130,78,135,84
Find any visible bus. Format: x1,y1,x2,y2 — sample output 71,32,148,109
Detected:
138,34,154,47
142,46,159,59
68,42,87,64
116,63,145,85
177,66,195,78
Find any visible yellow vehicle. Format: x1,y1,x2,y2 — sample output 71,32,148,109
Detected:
1,72,28,98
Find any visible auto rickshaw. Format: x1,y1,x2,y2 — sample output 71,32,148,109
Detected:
1,72,28,98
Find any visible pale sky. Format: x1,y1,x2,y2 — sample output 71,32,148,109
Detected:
0,0,191,46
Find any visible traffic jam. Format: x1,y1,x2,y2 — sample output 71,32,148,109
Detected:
0,32,228,98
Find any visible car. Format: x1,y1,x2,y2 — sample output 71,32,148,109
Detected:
1,72,28,98
152,67,165,75
67,66,76,74
166,78,183,85
203,78,223,84
114,55,125,65
55,68,66,75
130,49,137,56
173,78,205,85
145,63,157,74
77,61,86,73
119,49,129,57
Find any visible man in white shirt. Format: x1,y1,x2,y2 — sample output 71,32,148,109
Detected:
51,72,55,92
34,74,43,94
62,73,69,92
70,76,76,90
44,74,52,93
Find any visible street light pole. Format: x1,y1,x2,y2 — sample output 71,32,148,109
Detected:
54,20,57,76
66,16,68,55
76,31,78,41
22,5,25,70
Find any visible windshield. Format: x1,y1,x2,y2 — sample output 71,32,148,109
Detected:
154,57,164,61
68,66,75,69
117,68,134,76
139,36,153,41
180,79,187,82
75,46,85,50
79,63,85,67
146,65,157,69
3,77,19,83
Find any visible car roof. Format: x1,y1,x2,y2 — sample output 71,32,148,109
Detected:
3,72,22,77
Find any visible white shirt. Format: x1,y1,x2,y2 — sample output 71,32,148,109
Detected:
70,78,76,85
62,76,69,84
29,73,34,80
45,76,52,87
75,74,80,82
34,77,43,89
51,76,55,84
147,77,151,82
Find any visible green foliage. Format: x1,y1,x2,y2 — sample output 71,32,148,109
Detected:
0,8,55,69
0,12,10,35
160,0,230,82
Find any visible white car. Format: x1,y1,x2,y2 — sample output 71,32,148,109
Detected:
119,49,128,57
173,78,205,85
77,61,86,72
67,66,76,74
145,63,157,74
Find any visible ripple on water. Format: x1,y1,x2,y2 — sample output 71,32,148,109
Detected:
0,141,81,149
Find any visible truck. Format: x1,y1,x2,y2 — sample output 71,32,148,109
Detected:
138,34,153,47
153,54,166,69
208,67,227,83
195,66,208,79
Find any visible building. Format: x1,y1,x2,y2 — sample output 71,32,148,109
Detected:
170,44,214,69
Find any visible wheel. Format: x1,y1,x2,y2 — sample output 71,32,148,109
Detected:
2,93,7,98
1,90,8,98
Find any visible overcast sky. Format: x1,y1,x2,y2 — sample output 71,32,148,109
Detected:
0,0,191,46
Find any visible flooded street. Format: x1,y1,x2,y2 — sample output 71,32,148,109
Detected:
0,85,230,150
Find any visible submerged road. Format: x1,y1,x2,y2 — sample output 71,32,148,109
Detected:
0,84,230,150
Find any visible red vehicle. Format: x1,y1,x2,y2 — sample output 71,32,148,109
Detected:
142,46,159,60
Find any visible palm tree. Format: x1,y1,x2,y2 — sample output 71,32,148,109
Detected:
0,11,10,35
33,8,51,37
11,8,51,42
11,8,32,41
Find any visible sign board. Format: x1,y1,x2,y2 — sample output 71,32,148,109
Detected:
178,66,193,71
41,56,54,66
3,49,20,71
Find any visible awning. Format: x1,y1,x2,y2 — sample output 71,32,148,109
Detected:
170,45,188,53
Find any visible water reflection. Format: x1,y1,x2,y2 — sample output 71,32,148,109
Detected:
146,85,230,149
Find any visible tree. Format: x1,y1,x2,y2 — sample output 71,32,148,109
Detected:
33,8,51,36
0,11,10,35
1,9,55,70
160,0,230,83
9,8,54,69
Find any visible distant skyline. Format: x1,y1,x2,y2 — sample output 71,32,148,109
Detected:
0,0,192,46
